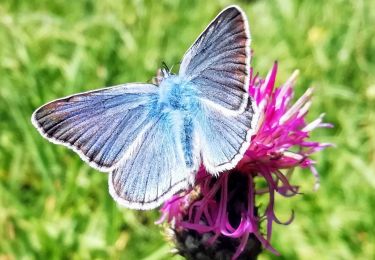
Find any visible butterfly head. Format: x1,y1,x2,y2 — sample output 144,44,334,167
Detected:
153,62,173,85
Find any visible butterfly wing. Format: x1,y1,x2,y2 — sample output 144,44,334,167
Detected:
32,6,256,210
180,6,258,174
109,113,197,209
195,97,258,174
179,5,250,113
31,83,159,171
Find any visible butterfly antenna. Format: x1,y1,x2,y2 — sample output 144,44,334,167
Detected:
161,61,170,78
161,61,169,70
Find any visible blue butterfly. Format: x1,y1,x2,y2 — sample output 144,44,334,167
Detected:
31,5,259,210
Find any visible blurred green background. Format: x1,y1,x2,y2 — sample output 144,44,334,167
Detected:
0,0,374,259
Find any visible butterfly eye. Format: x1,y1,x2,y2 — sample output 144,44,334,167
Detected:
152,68,164,85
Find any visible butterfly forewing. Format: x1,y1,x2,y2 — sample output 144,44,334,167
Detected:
32,83,159,171
179,6,251,113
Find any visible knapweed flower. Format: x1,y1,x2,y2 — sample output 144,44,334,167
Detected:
157,62,332,260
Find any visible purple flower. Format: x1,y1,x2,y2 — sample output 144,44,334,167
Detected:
157,62,332,260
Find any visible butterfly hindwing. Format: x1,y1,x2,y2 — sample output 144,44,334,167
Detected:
179,6,250,113
109,113,197,209
195,97,258,174
32,83,159,171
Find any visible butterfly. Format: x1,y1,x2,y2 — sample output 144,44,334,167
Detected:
31,5,259,210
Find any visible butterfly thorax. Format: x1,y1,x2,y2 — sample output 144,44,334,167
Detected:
157,75,199,113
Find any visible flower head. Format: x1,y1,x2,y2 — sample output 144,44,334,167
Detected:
157,62,332,259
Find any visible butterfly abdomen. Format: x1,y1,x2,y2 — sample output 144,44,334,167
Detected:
181,116,194,168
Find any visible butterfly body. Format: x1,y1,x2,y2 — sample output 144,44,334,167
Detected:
32,6,259,209
151,74,200,169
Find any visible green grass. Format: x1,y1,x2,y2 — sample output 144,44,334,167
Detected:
0,0,374,259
